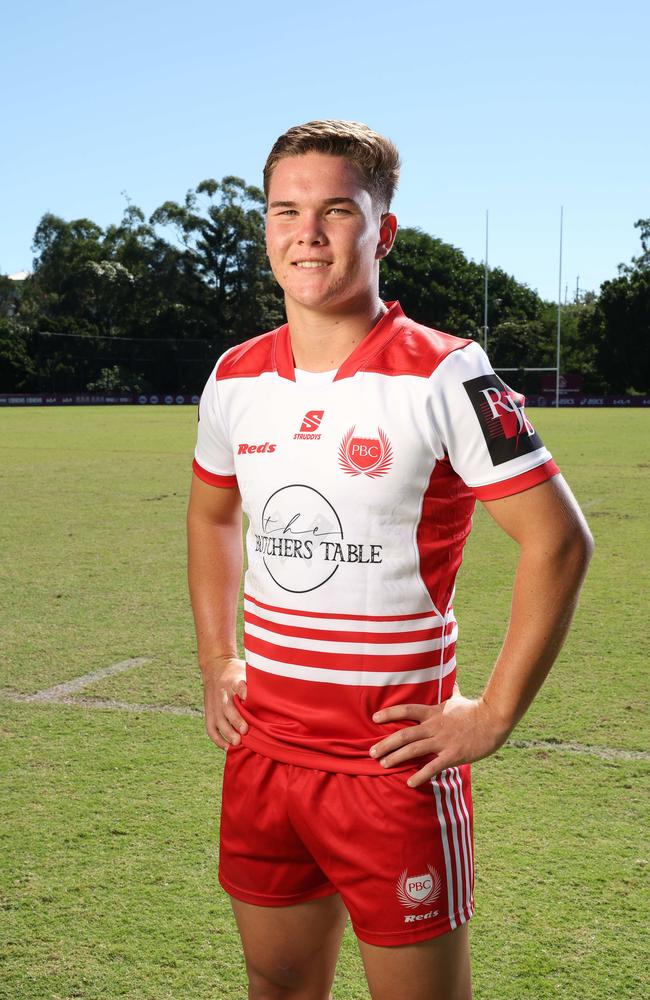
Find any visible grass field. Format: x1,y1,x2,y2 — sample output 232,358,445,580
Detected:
1,406,648,1000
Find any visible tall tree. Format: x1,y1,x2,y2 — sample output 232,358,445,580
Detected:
150,176,284,346
380,227,482,337
587,219,650,393
381,227,542,345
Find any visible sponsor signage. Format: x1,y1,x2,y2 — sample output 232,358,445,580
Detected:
254,484,383,594
541,373,584,396
0,393,200,406
472,392,650,409
1,391,648,408
463,375,544,465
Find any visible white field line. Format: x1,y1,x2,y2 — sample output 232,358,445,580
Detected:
2,688,649,761
15,657,151,702
1,692,201,718
1,661,648,761
509,739,650,762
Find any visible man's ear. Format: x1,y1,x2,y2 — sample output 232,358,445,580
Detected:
376,213,398,260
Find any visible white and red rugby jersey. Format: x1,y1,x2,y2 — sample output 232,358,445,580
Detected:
193,301,559,774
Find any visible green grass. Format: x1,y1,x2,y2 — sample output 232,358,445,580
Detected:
1,407,649,999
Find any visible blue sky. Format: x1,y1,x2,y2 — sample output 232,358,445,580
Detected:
3,0,648,302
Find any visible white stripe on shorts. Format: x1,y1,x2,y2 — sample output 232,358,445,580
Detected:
441,770,466,923
449,767,473,922
432,770,457,929
432,767,474,928
452,766,474,913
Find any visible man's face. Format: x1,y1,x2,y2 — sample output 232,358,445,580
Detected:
265,152,395,314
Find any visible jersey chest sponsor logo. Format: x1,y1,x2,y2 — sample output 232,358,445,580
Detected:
339,425,393,477
238,441,277,455
255,484,383,593
463,374,544,466
396,865,442,918
294,410,324,441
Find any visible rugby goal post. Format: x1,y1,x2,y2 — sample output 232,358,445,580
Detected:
482,207,564,408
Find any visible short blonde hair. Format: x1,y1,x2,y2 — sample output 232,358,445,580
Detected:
263,119,401,211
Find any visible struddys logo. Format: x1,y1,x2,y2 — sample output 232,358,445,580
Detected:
255,485,383,593
396,866,442,922
294,410,324,441
339,426,393,478
463,374,545,466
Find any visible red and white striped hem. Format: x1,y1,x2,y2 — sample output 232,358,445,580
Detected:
243,594,458,688
245,648,457,688
244,592,448,626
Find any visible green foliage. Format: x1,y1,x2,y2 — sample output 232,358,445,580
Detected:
619,217,650,275
0,317,36,389
86,364,147,393
3,180,288,393
381,227,542,345
2,195,648,393
150,176,284,344
569,220,650,394
593,271,650,394
380,227,483,336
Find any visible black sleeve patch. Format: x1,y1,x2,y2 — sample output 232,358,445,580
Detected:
463,374,544,466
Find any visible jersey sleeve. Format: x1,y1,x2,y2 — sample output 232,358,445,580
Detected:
430,341,559,500
192,360,238,488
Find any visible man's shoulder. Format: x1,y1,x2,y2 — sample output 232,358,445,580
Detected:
216,325,286,382
363,310,474,379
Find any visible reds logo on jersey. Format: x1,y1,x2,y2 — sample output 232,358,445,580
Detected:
396,865,442,911
339,426,393,478
463,374,544,466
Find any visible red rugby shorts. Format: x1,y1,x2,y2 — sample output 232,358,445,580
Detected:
219,746,474,947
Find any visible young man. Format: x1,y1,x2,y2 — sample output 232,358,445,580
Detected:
187,120,593,1000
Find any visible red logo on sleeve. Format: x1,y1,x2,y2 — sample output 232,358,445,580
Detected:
339,426,393,478
463,374,544,465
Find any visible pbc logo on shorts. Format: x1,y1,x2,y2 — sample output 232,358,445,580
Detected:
294,410,324,441
339,426,393,478
396,866,442,915
463,374,544,466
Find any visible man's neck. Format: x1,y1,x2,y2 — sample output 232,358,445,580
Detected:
286,294,387,373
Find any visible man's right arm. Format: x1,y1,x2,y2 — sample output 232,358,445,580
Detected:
187,474,248,750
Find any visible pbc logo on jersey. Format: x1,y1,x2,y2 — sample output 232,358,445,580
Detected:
396,866,442,914
294,410,324,441
339,426,393,478
463,374,544,466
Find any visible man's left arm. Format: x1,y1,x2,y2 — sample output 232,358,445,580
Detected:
369,474,594,786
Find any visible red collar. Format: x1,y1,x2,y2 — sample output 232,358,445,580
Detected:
274,301,408,382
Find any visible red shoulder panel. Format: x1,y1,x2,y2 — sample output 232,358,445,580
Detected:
216,325,293,381
360,320,473,379
334,302,473,381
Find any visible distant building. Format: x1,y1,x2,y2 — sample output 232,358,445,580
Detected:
8,271,30,281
